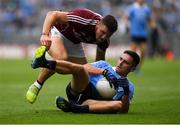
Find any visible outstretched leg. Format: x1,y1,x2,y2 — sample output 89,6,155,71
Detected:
26,46,89,103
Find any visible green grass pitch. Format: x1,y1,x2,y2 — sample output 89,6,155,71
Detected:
0,58,180,124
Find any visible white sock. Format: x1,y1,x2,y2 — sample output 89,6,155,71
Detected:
34,81,42,89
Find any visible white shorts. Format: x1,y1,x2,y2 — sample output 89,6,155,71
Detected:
50,27,85,58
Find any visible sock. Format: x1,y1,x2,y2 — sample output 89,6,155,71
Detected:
45,60,57,70
34,81,42,89
68,102,89,113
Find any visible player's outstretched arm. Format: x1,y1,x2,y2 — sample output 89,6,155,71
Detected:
42,11,68,34
82,99,129,113
41,11,68,49
83,65,119,89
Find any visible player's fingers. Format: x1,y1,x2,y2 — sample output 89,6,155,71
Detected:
41,40,47,46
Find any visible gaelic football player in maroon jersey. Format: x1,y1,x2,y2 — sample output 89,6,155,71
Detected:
26,8,118,104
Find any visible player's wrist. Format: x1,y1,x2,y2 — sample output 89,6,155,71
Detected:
123,86,129,95
102,69,108,76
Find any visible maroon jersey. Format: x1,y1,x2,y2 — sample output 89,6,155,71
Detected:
54,8,109,51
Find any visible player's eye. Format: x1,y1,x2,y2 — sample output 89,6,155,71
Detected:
119,57,123,61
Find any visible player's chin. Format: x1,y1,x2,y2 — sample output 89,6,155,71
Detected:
115,67,121,73
116,66,120,71
96,39,103,44
95,38,100,42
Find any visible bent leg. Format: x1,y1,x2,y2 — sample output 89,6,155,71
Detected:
55,60,89,93
26,34,68,103
27,27,88,103
37,36,68,83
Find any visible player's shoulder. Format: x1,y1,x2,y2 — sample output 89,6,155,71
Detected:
91,60,111,68
92,60,108,65
127,3,137,13
127,79,134,87
129,2,136,9
68,8,102,19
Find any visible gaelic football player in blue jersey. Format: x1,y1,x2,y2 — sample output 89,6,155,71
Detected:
28,47,139,113
124,0,153,73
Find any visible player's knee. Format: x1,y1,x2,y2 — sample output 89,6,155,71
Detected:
52,52,68,60
74,65,85,73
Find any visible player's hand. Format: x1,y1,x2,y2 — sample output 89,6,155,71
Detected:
102,69,118,88
112,86,124,100
112,79,129,100
40,34,51,50
117,78,129,95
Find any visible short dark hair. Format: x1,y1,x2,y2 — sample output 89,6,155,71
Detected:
123,50,140,67
101,15,118,35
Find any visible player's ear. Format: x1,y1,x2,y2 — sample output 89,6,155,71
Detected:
96,20,100,25
131,66,136,72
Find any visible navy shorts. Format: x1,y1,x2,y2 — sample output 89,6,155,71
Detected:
66,83,101,104
131,36,147,44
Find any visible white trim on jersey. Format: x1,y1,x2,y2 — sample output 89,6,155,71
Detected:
67,15,98,25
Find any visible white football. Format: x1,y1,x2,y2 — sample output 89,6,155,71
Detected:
96,77,116,98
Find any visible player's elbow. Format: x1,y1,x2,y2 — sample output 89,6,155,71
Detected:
46,11,60,23
120,108,129,114
119,104,129,114
113,101,129,113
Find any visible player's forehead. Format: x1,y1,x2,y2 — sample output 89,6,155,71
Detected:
120,53,133,63
99,22,110,33
99,23,108,30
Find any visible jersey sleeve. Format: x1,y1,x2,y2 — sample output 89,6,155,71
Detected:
90,60,110,69
67,8,102,24
126,5,133,18
128,81,134,100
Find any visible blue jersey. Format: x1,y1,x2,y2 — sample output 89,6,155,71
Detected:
89,60,134,101
127,2,151,38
